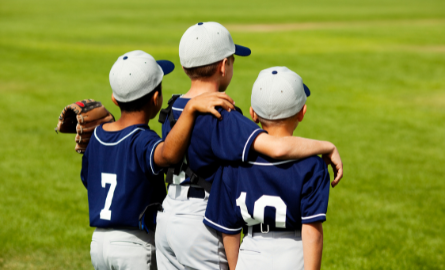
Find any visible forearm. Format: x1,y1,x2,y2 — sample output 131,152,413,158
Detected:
222,233,241,270
155,105,196,167
302,223,323,270
253,134,335,160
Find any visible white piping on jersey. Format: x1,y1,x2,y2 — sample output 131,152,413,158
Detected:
94,127,145,146
150,140,163,175
242,129,263,162
301,213,326,220
247,159,297,166
204,216,243,232
172,107,184,112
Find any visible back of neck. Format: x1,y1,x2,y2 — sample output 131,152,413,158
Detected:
103,111,149,131
261,125,295,137
183,79,220,98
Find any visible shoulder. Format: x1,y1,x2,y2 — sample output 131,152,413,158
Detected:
295,156,329,185
295,156,327,171
172,96,189,110
217,109,260,130
220,108,244,118
133,126,161,144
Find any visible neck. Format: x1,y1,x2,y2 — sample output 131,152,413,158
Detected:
261,124,296,137
103,111,150,131
183,78,220,98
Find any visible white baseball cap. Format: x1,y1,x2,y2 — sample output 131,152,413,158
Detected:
179,22,251,68
251,67,311,120
109,50,175,102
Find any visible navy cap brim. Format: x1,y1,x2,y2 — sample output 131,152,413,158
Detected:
234,44,251,56
157,60,175,75
303,84,311,97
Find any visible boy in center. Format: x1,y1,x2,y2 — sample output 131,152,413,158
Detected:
155,22,342,270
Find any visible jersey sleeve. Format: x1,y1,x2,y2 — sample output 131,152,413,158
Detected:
204,168,244,235
136,130,164,176
210,110,265,162
80,147,89,189
300,158,330,224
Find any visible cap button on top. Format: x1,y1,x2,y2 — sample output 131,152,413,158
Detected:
123,56,128,60
198,22,203,25
272,71,277,74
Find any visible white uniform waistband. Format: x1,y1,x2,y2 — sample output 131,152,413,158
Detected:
247,225,301,238
167,184,210,201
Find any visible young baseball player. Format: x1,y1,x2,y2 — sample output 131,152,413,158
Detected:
205,66,329,270
155,22,342,270
80,50,235,270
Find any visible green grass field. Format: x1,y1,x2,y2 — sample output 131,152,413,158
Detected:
1,0,444,269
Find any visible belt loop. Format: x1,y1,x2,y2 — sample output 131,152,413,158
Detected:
248,226,253,237
260,223,269,233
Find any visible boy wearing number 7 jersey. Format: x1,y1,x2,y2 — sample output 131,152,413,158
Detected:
80,50,235,270
205,67,331,270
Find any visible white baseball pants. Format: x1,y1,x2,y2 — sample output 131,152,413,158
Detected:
155,184,228,270
236,228,304,270
90,228,157,270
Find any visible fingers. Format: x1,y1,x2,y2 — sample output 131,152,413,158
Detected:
208,108,222,120
321,154,330,166
331,164,343,188
192,93,236,115
217,99,235,112
195,92,235,105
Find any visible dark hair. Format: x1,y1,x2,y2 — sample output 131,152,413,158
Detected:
183,61,222,79
117,82,162,112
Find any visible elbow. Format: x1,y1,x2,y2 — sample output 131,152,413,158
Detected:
268,147,289,160
162,152,181,166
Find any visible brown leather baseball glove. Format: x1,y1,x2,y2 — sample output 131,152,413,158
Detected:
55,99,115,153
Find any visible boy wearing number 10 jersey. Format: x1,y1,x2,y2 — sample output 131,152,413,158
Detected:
205,67,331,270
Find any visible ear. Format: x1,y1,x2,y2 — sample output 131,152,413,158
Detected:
111,94,119,106
152,91,160,107
250,106,260,123
219,58,228,77
297,104,307,122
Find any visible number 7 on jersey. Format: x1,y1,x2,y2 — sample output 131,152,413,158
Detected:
100,173,117,220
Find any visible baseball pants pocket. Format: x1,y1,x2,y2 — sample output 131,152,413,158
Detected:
236,248,264,270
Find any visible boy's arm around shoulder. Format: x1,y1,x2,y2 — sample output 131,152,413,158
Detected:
252,134,343,187
154,92,235,167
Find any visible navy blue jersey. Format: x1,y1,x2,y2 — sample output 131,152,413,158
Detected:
81,124,167,228
204,152,330,235
161,96,265,185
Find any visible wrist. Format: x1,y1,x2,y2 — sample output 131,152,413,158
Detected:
324,141,335,153
184,101,197,116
